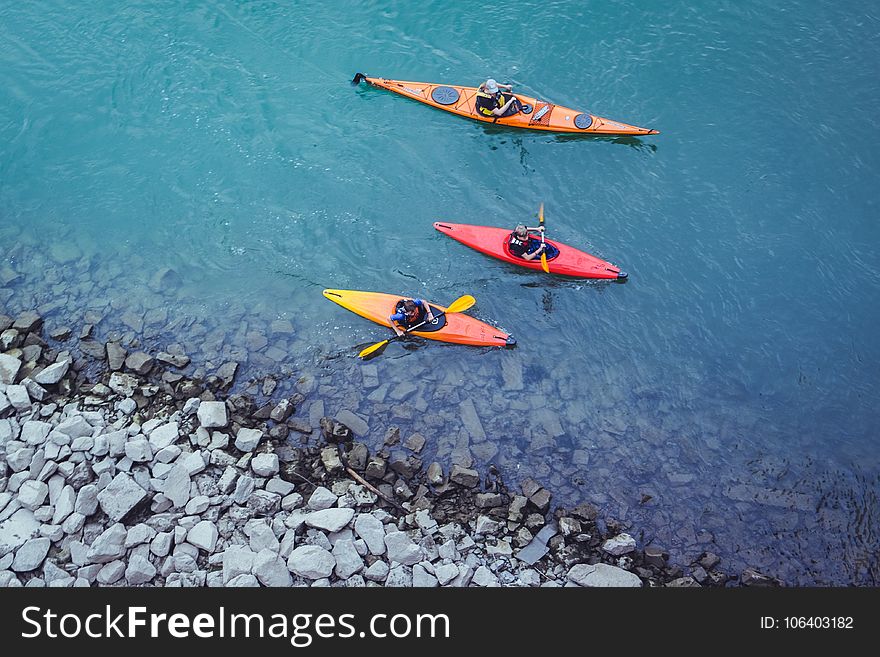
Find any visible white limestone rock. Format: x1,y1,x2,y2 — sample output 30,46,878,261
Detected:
97,472,147,521
287,545,336,579
304,508,355,533
197,401,227,428
567,563,642,587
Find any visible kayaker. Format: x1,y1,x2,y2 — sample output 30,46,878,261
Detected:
475,79,523,118
389,298,435,337
507,224,559,261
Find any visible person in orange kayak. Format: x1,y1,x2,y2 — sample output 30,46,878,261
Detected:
507,224,559,261
475,79,527,118
389,298,435,337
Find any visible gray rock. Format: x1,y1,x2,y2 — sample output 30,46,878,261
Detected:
187,521,219,552
426,462,444,486
226,574,259,587
412,563,439,587
74,485,99,516
106,342,127,371
0,354,22,384
307,486,337,511
474,515,502,535
435,563,459,586
11,537,50,571
124,352,154,376
55,415,94,440
332,539,364,579
19,421,53,446
335,410,368,436
471,566,499,587
17,480,49,510
148,422,179,450
108,372,138,397
125,555,157,585
157,352,190,368
97,472,147,521
87,523,128,564
6,385,30,410
51,485,75,525
384,565,412,587
150,532,173,557
253,549,291,587
197,401,227,428
222,546,255,584
124,439,152,463
287,545,335,579
125,523,157,548
96,560,126,584
13,311,42,333
449,465,480,487
184,496,210,515
567,563,642,587
363,560,389,582
245,520,279,553
602,533,637,556
353,513,386,556
34,360,70,385
304,508,354,533
458,399,486,441
232,475,255,504
234,427,262,452
162,464,191,508
251,453,279,477
215,362,238,387
384,531,422,565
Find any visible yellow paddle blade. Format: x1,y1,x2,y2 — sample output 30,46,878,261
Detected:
539,202,544,224
445,294,476,314
541,252,550,273
358,339,389,359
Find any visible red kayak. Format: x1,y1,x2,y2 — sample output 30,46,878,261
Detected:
434,222,627,280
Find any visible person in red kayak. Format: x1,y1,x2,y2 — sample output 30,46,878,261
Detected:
389,298,435,337
507,224,559,261
475,79,527,118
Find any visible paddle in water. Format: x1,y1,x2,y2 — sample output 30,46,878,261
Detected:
357,294,476,359
539,203,550,273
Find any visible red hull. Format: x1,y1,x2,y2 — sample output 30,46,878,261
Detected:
433,222,626,280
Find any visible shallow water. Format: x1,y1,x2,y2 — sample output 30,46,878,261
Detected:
2,0,879,584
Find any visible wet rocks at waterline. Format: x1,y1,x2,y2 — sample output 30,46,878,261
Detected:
0,310,780,588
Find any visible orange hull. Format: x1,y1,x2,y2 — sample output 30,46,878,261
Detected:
323,289,514,348
354,74,658,136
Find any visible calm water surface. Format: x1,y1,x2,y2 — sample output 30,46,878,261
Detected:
1,0,879,584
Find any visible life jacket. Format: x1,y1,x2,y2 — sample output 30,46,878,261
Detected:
508,232,531,257
394,299,423,326
475,90,502,117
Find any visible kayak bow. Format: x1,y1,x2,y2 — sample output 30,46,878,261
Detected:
352,73,658,136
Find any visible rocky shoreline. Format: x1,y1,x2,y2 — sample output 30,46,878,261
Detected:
0,310,782,588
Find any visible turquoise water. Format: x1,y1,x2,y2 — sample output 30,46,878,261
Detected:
2,0,879,584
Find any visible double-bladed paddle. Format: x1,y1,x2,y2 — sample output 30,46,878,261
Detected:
539,203,550,273
357,294,476,359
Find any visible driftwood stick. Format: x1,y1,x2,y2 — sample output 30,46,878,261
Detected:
336,443,404,511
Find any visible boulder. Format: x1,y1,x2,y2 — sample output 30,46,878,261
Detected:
125,555,157,585
33,360,70,385
354,513,386,556
287,545,336,579
384,531,422,565
125,352,154,376
12,537,51,572
197,401,228,428
106,342,127,371
97,473,148,521
253,549,292,587
234,428,262,452
251,453,279,477
304,508,355,533
307,486,337,511
603,533,637,556
567,563,642,588
187,521,219,552
87,524,128,564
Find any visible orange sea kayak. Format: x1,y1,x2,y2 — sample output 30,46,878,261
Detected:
352,73,657,136
323,289,515,348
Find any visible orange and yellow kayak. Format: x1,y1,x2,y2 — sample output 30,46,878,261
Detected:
323,289,515,348
352,73,657,136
